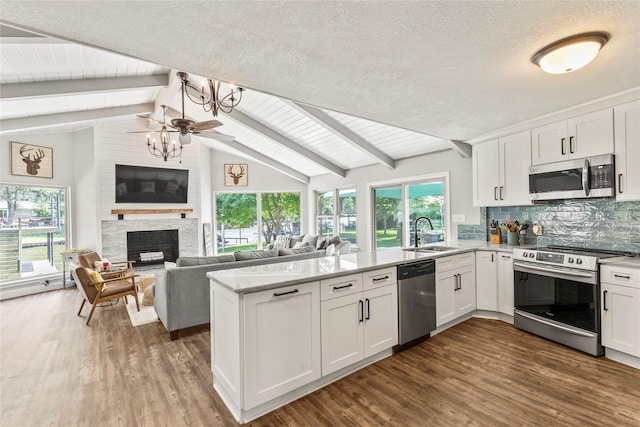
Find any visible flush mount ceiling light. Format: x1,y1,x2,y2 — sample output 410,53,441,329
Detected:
177,71,244,117
531,32,610,74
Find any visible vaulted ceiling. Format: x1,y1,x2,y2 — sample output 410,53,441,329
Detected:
1,2,639,183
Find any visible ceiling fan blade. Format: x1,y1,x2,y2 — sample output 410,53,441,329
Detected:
127,130,179,134
136,115,178,129
189,119,223,131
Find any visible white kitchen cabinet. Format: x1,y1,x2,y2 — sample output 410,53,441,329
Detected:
321,269,398,376
497,253,514,316
436,253,476,327
531,108,614,165
473,130,531,207
614,100,640,201
475,251,498,311
244,281,321,409
601,265,640,358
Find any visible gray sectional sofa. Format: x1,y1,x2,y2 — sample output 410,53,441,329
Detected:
153,237,349,340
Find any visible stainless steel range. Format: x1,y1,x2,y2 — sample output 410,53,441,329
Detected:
512,245,632,356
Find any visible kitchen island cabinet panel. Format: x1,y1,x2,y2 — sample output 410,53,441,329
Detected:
321,292,364,375
244,281,321,409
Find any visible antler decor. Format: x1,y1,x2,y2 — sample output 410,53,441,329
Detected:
225,164,247,186
11,142,53,178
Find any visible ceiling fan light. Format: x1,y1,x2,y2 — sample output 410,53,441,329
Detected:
532,32,609,74
179,132,191,145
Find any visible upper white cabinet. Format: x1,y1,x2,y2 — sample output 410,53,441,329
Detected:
473,130,531,207
614,100,640,201
531,108,614,165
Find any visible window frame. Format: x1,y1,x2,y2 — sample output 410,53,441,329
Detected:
315,187,357,247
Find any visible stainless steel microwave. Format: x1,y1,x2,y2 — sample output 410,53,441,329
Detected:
529,154,615,201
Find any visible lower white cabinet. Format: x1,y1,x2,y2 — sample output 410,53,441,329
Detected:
436,253,476,327
601,265,640,357
321,270,398,376
244,281,321,409
497,253,514,316
475,251,498,311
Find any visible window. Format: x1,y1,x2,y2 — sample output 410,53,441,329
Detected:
215,192,301,254
0,184,67,283
373,179,445,250
316,188,356,245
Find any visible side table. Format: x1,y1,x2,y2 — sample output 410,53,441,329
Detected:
61,252,80,288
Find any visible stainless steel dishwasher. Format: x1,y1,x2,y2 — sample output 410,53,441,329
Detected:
397,259,436,345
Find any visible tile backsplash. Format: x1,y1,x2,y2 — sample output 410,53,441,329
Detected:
458,200,640,254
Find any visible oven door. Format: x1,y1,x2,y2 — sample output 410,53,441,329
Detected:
513,261,599,333
513,261,603,355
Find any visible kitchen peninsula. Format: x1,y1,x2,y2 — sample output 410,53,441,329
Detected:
207,243,509,423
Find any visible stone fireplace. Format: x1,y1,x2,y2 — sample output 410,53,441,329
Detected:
101,218,198,263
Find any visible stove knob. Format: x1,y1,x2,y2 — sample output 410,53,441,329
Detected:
576,258,583,265
568,257,574,263
529,253,535,258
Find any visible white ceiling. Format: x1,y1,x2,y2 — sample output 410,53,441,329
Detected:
1,1,639,182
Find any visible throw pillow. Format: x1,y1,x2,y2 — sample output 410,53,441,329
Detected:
289,234,305,248
302,234,320,248
164,261,177,270
325,243,336,256
316,237,329,250
85,268,102,284
328,235,342,246
292,241,309,249
272,235,291,250
278,245,315,256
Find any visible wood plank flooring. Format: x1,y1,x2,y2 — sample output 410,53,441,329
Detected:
2,288,639,426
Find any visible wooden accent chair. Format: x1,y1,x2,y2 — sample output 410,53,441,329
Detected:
78,252,135,279
73,266,140,325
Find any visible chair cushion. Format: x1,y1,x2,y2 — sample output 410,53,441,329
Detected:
101,279,135,297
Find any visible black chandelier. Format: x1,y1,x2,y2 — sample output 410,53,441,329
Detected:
177,71,244,117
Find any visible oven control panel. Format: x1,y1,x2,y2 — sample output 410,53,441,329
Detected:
512,248,598,271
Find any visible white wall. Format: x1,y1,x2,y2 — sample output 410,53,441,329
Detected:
71,127,97,250
210,149,309,236
308,150,478,251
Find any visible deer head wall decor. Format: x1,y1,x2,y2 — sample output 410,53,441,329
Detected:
19,145,46,175
226,164,247,186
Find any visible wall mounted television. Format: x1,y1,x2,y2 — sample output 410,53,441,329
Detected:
115,164,189,204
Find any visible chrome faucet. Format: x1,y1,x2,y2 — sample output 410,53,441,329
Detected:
414,216,434,247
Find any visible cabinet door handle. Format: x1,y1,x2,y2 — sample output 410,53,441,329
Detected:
561,138,566,155
273,289,299,297
372,275,390,282
333,283,353,290
499,186,504,200
358,300,364,322
614,274,631,280
618,174,623,194
501,255,511,259
458,274,462,290
365,298,370,320
491,254,494,262
603,290,608,311
494,187,498,201
569,136,575,153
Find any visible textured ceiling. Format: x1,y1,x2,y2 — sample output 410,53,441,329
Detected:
1,1,638,144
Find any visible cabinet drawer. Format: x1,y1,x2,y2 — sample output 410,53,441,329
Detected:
321,274,362,301
363,267,396,291
601,265,640,288
436,252,474,273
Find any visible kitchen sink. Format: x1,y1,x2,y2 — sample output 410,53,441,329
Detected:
403,246,458,253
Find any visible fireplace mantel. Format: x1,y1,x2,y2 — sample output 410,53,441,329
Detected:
111,208,193,219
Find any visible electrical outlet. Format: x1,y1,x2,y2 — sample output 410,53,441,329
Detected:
452,214,466,223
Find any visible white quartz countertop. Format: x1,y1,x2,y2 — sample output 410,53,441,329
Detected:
599,256,640,268
207,240,528,294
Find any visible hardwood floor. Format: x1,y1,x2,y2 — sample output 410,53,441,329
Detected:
2,289,639,426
